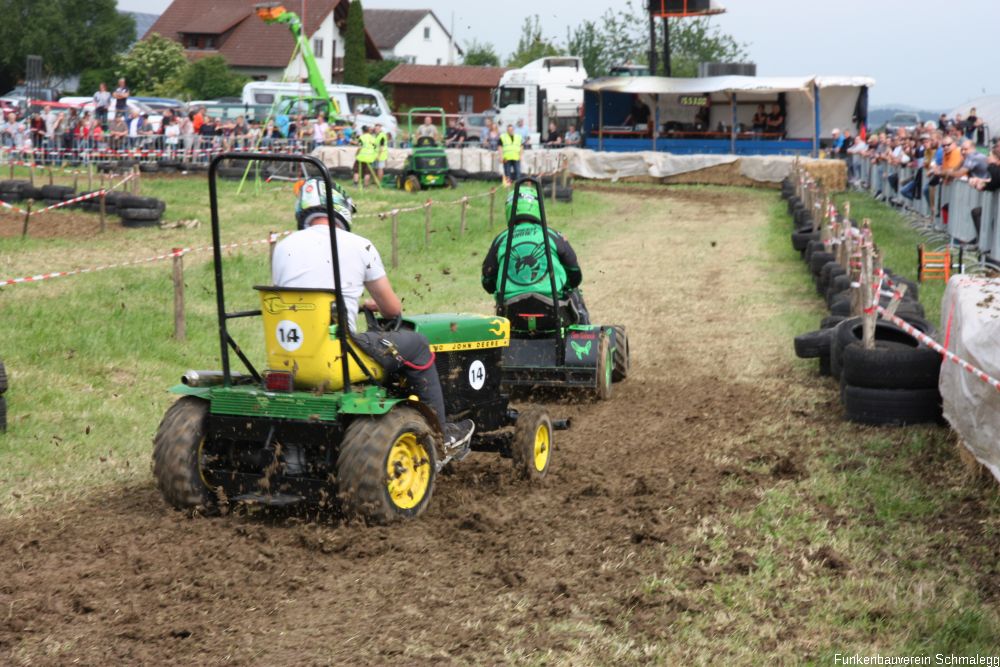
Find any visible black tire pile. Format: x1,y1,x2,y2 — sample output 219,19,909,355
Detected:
781,177,943,426
0,179,166,228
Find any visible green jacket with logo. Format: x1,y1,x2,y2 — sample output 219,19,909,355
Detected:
481,222,582,300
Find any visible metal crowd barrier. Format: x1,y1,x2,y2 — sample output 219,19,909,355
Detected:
852,156,1000,263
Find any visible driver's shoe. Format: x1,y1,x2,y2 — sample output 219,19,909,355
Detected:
444,419,475,460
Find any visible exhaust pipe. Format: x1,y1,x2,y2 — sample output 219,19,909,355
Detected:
182,370,246,387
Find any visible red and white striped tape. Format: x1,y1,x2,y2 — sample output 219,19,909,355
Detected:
878,306,1000,394
2,230,293,287
31,189,107,215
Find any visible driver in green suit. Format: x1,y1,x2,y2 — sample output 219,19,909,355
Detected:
481,183,590,324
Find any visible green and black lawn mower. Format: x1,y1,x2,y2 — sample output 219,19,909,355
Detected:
396,107,457,192
152,154,566,523
495,177,629,399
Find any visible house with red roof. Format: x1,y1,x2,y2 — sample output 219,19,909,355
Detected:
363,9,461,66
381,64,507,114
144,0,380,84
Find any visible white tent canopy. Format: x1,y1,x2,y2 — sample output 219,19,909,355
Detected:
585,75,875,142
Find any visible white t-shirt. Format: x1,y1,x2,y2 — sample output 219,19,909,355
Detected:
271,224,386,333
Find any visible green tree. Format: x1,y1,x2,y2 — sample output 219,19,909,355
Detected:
0,0,135,93
663,17,749,77
463,40,500,67
77,67,117,96
343,0,367,86
506,16,561,68
562,2,749,77
116,33,189,95
366,58,402,104
182,55,248,100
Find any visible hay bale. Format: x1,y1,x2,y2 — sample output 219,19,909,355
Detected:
802,159,847,192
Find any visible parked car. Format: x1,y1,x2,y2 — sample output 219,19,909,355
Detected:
2,86,61,106
459,111,497,144
133,96,187,114
886,112,921,133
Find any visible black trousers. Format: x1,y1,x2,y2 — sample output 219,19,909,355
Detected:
353,331,447,430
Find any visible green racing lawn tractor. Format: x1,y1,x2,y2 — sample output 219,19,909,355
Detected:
495,177,630,399
396,107,456,192
153,154,566,523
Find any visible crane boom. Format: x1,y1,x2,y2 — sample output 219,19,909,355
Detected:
255,3,338,114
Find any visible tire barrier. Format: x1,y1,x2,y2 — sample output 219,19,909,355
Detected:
782,169,944,426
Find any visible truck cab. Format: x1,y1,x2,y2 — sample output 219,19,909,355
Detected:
493,56,588,143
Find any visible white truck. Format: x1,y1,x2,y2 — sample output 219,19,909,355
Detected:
492,56,588,145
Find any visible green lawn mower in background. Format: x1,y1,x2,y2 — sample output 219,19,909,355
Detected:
396,107,457,192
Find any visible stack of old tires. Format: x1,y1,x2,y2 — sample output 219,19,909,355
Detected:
0,179,41,203
116,194,166,227
781,177,943,426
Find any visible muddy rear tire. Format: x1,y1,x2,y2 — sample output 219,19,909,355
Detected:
512,407,552,480
593,333,613,400
0,359,7,394
152,397,217,513
611,325,629,382
337,408,436,523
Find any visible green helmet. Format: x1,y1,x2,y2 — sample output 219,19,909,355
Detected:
505,183,541,224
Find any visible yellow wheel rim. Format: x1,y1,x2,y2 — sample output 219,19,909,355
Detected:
385,432,431,510
532,424,550,472
404,178,417,192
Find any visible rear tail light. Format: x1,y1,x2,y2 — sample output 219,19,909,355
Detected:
263,370,294,392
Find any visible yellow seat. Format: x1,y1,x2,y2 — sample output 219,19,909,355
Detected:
256,287,384,391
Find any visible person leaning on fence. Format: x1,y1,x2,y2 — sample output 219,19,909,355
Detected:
968,143,1000,243
112,78,129,121
766,104,785,138
481,182,590,325
353,125,377,187
271,178,475,452
498,124,523,184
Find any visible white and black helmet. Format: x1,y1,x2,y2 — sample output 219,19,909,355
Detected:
295,178,356,230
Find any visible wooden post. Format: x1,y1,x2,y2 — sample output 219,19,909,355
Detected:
72,172,78,193
861,240,877,350
20,200,32,238
551,172,557,204
488,187,496,228
99,171,105,191
268,231,277,272
99,192,107,233
459,196,468,236
134,165,141,195
29,161,34,187
87,163,93,192
172,248,186,341
884,283,909,318
48,167,54,186
8,160,13,179
391,209,399,269
423,200,431,248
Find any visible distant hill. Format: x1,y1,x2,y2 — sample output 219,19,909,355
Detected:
121,11,159,45
869,105,944,129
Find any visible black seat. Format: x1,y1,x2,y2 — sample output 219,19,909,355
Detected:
415,136,437,147
502,293,575,335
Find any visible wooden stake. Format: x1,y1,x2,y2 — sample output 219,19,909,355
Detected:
391,209,399,268
172,248,186,341
423,200,431,248
268,231,277,273
884,283,909,318
48,167,54,186
20,199,32,238
99,192,107,232
87,163,93,192
72,172,78,192
459,196,468,236
29,161,34,186
134,165,141,195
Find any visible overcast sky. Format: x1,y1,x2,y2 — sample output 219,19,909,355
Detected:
117,0,994,110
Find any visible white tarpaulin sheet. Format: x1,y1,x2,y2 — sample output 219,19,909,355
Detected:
314,146,800,182
939,276,1000,482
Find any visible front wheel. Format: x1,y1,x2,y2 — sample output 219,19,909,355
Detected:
337,408,437,523
403,174,421,193
512,407,552,480
445,173,458,189
152,397,217,513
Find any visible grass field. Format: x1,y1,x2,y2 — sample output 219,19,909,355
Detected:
2,174,1000,663
0,172,611,513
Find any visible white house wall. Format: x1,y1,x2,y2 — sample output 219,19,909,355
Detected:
390,14,456,65
281,12,345,84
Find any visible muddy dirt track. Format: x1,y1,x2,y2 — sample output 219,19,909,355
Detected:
0,187,991,664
